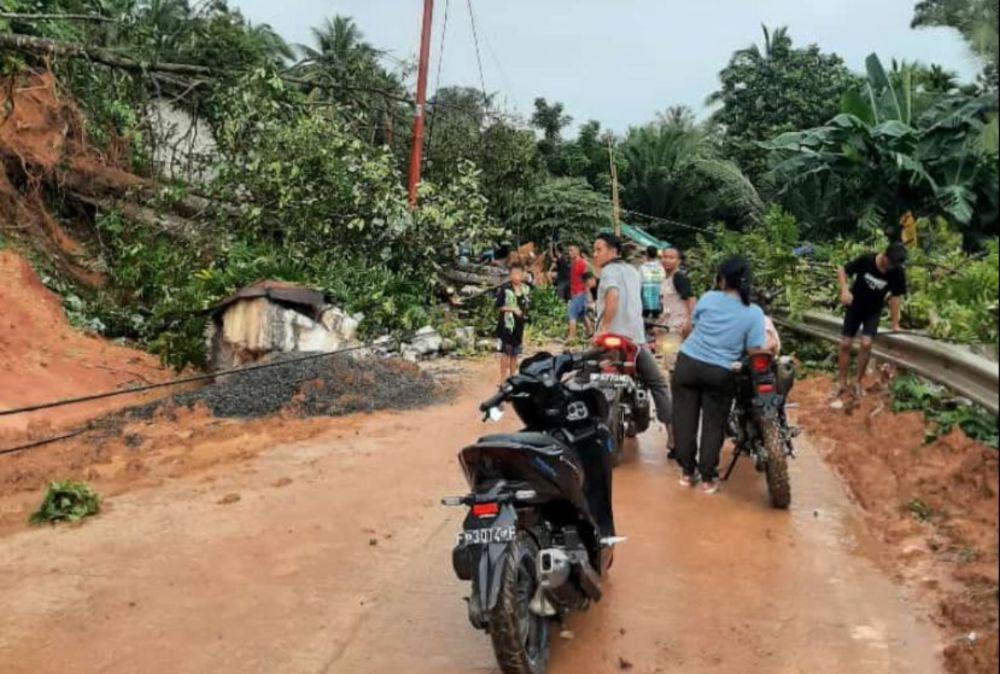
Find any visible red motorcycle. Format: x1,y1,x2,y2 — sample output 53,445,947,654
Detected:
577,333,651,466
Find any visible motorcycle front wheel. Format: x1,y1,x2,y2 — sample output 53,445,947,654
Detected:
761,420,791,509
608,399,627,467
489,535,550,674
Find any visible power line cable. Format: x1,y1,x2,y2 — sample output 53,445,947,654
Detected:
425,0,451,162
465,0,489,104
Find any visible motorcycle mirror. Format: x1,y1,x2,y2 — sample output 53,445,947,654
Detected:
487,405,505,422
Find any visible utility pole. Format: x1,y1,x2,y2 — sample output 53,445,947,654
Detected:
407,0,435,207
607,135,621,236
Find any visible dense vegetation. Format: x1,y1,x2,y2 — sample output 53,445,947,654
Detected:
0,0,996,368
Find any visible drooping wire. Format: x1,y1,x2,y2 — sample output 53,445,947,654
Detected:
425,0,450,164
465,0,489,105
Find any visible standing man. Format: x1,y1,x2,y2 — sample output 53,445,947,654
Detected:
659,245,694,456
566,245,590,343
660,246,695,340
640,245,666,320
834,242,908,402
592,233,672,437
548,245,571,302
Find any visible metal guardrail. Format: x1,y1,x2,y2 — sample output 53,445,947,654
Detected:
775,311,999,416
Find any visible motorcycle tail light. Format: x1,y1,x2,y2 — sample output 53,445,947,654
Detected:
471,502,499,518
750,353,772,372
601,336,622,349
757,383,775,393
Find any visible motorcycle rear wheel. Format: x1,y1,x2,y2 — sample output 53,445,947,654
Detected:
489,536,550,674
762,421,791,509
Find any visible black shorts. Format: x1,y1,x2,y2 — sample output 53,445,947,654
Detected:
842,306,880,338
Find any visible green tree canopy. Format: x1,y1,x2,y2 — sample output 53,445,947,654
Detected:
708,25,858,183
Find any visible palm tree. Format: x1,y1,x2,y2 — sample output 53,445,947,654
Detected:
296,15,380,83
246,21,294,66
619,108,763,231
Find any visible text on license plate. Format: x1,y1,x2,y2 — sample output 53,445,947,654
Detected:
591,373,632,386
457,526,516,546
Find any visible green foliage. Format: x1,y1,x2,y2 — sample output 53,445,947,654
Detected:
684,205,812,317
901,220,999,343
75,69,502,368
686,208,999,346
29,481,101,524
522,284,567,344
708,25,858,183
618,108,763,239
762,54,999,240
890,372,998,447
424,87,545,224
508,178,612,247
531,97,573,174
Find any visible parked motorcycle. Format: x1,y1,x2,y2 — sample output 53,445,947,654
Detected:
575,333,650,466
723,352,800,508
443,348,624,674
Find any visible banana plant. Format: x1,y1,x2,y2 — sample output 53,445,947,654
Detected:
761,53,998,239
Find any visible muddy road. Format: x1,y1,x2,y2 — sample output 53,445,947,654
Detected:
0,360,941,673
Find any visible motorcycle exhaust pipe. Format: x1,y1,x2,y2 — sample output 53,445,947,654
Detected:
537,548,571,590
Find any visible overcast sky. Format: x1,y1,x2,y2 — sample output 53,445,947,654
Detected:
231,0,981,132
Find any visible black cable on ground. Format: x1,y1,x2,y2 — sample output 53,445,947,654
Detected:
0,429,88,457
0,341,377,419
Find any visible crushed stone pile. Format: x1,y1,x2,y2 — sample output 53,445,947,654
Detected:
135,354,444,419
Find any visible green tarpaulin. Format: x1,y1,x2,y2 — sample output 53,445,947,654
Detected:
601,223,670,250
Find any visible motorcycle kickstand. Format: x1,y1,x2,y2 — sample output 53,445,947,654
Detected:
722,445,743,481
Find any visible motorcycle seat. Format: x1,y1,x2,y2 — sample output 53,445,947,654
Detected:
476,432,567,456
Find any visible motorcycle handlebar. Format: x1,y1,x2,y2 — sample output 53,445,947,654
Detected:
479,386,509,412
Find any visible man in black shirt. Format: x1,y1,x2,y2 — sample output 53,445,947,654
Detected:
834,242,908,401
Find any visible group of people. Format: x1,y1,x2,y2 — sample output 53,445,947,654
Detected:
495,232,909,493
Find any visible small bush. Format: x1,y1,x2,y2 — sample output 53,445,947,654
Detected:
29,481,101,524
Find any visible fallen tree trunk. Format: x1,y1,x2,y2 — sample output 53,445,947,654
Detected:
440,269,501,287
0,12,117,23
72,193,204,242
60,159,242,220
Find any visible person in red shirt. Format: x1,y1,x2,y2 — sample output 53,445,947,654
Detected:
566,245,590,342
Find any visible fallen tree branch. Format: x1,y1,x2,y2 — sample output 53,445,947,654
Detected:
0,32,415,104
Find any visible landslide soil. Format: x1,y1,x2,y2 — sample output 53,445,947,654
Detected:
0,249,172,436
795,375,999,674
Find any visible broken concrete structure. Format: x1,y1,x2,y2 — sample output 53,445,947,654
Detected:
206,281,360,371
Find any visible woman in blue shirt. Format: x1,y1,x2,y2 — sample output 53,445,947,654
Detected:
672,257,767,493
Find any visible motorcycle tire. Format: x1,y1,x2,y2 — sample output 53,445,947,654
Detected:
762,421,791,509
489,535,550,674
627,395,650,437
608,399,627,467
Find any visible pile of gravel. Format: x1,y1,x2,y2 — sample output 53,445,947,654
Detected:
135,353,444,419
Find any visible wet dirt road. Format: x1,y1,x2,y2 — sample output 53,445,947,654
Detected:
0,360,941,673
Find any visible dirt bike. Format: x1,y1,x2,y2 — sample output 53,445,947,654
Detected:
575,333,650,466
443,348,624,674
723,352,800,508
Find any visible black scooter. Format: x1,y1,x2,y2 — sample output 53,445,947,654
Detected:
443,348,624,674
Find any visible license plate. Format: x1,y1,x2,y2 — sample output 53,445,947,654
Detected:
457,526,516,546
591,373,632,387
